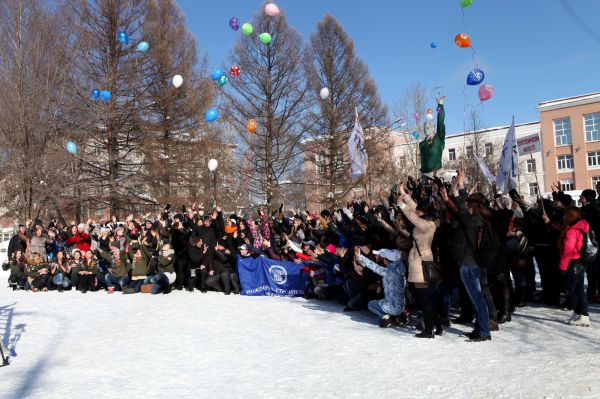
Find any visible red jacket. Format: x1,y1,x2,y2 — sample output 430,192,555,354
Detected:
559,219,589,271
66,231,91,252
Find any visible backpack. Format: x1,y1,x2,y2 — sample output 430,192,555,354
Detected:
580,230,599,266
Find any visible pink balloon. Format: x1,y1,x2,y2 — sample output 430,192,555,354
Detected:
413,112,420,120
478,84,494,101
265,3,280,16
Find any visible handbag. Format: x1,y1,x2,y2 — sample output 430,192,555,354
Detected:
414,239,442,283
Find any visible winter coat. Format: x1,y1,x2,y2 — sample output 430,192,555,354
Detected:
211,249,233,274
9,262,27,279
66,231,91,252
559,219,589,271
357,254,406,316
8,233,28,260
188,245,209,269
130,244,151,278
581,201,600,238
29,235,47,259
158,249,175,274
398,196,436,284
449,190,484,267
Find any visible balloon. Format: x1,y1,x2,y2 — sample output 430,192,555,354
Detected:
229,17,240,31
67,141,77,154
241,23,253,36
117,31,129,45
206,108,219,122
208,159,218,172
412,131,419,140
259,32,272,44
136,41,149,52
319,87,330,100
91,89,100,99
478,84,494,101
211,69,223,81
172,74,183,88
230,65,241,77
265,3,281,16
246,119,258,133
218,75,228,87
100,90,112,101
430,42,437,49
461,0,474,8
413,112,420,120
455,33,471,48
425,109,434,121
466,68,485,85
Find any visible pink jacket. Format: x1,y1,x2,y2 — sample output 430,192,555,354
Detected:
559,219,589,271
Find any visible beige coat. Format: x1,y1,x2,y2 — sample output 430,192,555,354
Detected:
398,196,437,284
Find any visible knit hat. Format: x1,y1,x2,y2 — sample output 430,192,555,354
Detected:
556,193,573,207
581,189,597,203
325,244,337,254
77,223,85,230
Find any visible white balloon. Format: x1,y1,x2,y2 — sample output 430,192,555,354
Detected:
208,158,218,172
319,87,330,100
172,74,183,88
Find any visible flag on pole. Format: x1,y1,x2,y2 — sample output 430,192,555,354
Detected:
475,155,496,184
496,116,518,192
348,108,368,178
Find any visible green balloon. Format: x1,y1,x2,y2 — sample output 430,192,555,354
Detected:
218,75,228,87
461,0,473,8
258,32,272,44
241,23,253,36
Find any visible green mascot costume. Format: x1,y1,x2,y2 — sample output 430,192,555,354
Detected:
419,97,446,179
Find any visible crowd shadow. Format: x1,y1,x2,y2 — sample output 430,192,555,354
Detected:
0,303,26,365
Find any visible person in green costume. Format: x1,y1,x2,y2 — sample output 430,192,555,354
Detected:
419,97,446,180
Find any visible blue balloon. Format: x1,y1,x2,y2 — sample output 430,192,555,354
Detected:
211,69,223,81
430,42,437,49
117,31,129,45
100,90,112,102
206,108,219,122
412,131,419,140
91,89,100,99
466,68,485,86
67,141,77,154
136,41,149,52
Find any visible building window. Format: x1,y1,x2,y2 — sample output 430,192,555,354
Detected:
557,154,574,170
466,145,474,159
485,142,493,156
528,183,539,196
399,156,406,168
526,159,536,173
315,154,326,174
554,118,572,146
448,148,456,161
588,151,600,167
592,176,600,188
585,112,600,142
561,179,574,192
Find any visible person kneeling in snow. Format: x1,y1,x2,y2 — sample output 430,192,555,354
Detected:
144,244,176,294
354,247,408,328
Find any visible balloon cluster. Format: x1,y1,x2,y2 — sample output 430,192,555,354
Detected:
91,89,112,102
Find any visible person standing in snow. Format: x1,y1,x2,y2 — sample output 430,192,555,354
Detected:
559,207,591,327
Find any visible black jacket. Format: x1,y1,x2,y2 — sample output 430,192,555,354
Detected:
211,249,234,274
8,233,27,260
450,190,484,267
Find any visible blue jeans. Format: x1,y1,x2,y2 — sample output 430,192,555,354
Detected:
106,274,129,290
52,273,71,288
460,264,490,336
368,300,386,318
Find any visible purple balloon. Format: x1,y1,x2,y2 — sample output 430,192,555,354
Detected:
229,17,240,31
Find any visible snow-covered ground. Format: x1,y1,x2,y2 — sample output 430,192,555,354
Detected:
1,267,599,399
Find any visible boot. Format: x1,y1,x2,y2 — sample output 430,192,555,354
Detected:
379,315,394,328
415,330,435,338
498,312,511,324
489,319,499,331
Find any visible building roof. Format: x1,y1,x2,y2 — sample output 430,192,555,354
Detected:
537,92,600,112
447,121,540,138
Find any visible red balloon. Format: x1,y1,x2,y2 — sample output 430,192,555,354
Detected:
230,65,241,77
454,33,471,48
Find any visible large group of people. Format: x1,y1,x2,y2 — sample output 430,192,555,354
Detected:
3,170,598,341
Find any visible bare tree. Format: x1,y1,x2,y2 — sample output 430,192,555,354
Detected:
304,14,388,206
0,0,76,222
224,5,308,211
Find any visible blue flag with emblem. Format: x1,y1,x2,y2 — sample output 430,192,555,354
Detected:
237,256,305,297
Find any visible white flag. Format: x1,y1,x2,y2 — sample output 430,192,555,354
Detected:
496,117,518,192
475,155,496,184
348,108,368,178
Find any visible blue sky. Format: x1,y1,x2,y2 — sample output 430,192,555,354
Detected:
177,0,600,135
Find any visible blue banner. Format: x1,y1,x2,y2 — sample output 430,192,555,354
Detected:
237,256,305,297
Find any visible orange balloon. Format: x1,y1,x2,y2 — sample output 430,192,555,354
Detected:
454,33,471,48
246,118,258,133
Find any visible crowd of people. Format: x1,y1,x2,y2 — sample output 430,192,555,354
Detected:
3,171,598,341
